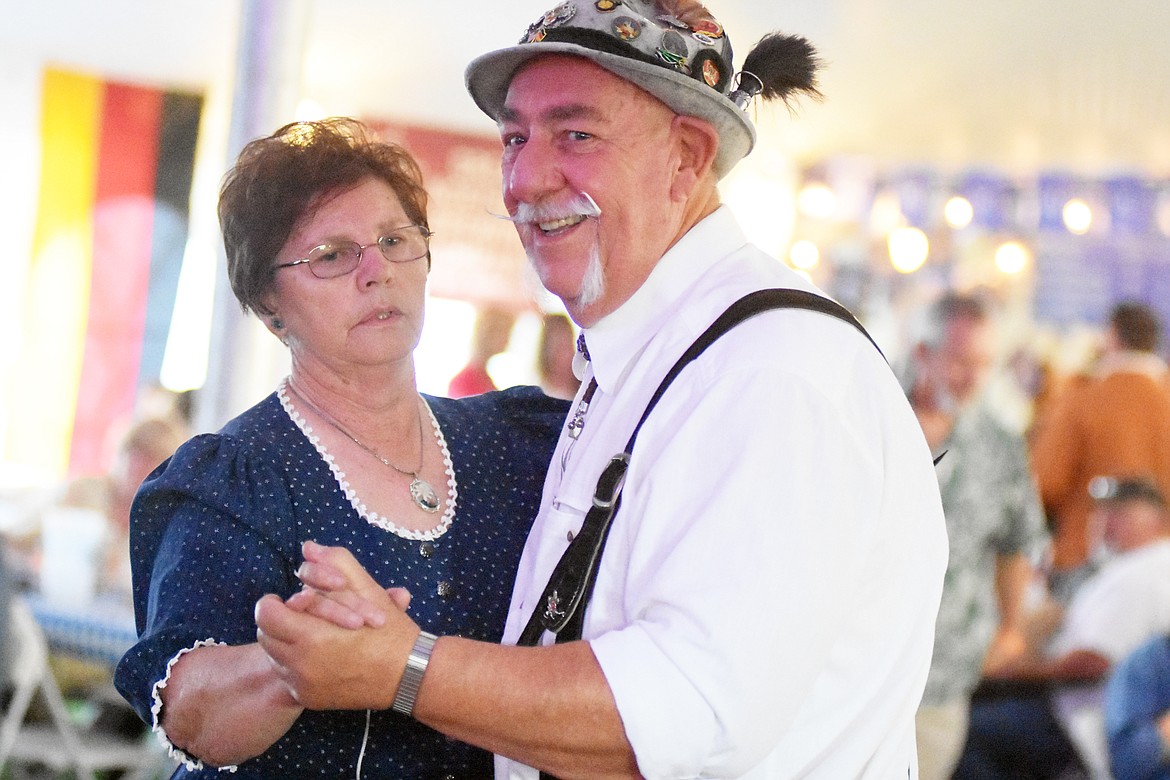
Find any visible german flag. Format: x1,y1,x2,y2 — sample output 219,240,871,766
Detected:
8,68,201,478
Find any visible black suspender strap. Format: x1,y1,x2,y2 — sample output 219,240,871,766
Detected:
625,289,882,452
516,289,880,651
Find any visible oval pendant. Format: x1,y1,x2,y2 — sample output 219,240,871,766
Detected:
410,477,442,513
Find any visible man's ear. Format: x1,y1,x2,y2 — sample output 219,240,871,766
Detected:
669,114,719,201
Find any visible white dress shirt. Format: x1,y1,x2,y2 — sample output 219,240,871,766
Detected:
497,207,947,779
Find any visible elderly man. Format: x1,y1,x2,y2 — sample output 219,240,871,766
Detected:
906,292,1048,780
256,2,947,777
956,476,1170,778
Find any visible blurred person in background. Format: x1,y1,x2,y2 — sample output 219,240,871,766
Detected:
956,476,1170,778
536,311,579,400
447,304,515,397
66,415,189,603
1105,632,1170,780
1032,300,1170,602
113,118,566,778
0,414,188,735
6,415,187,604
906,291,1049,780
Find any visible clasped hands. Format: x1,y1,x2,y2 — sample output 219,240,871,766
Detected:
255,540,422,711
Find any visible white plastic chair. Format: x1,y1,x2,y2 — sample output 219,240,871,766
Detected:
0,596,175,779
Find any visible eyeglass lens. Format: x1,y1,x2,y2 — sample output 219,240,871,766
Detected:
305,225,430,278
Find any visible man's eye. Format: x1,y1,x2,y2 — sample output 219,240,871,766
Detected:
503,134,526,148
568,131,592,141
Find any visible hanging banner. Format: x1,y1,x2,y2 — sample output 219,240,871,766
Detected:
5,68,202,478
366,119,540,311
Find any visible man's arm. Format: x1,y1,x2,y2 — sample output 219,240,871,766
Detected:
256,544,640,780
987,630,1111,683
982,552,1036,674
983,586,1110,684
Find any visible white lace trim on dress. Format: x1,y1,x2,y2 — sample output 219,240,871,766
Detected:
150,638,238,773
277,379,458,540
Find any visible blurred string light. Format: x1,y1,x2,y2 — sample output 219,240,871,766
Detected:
869,189,904,234
995,241,1031,275
788,239,820,270
1062,198,1093,234
944,195,974,228
797,182,837,219
722,164,797,258
888,227,929,274
1156,189,1170,237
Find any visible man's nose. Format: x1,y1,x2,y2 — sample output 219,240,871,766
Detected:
505,139,565,205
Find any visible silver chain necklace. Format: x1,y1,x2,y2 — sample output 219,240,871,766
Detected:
287,381,441,514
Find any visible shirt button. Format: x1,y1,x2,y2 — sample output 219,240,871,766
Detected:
437,580,454,598
419,542,435,558
566,530,575,542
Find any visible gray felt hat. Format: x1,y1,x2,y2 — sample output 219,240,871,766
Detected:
465,1,758,179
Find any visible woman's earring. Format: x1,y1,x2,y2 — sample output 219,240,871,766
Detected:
272,318,284,330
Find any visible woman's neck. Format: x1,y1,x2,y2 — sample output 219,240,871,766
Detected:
287,359,419,434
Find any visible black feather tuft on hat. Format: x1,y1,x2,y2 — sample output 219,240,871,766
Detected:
740,33,823,105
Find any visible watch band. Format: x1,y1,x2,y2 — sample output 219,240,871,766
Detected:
391,630,438,716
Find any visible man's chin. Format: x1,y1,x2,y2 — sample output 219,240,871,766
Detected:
527,243,605,312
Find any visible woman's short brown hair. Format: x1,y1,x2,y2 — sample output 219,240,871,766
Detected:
218,118,429,315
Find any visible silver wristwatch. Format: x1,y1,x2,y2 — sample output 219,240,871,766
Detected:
391,630,438,716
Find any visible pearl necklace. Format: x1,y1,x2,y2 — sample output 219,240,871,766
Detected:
286,381,441,514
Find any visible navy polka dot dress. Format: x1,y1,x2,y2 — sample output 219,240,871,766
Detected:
114,386,567,779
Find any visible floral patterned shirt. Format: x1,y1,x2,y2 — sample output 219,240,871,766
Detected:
922,401,1048,706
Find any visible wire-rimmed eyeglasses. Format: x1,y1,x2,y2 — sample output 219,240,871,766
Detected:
275,224,433,279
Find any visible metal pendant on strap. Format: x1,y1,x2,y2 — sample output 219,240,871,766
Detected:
518,453,629,646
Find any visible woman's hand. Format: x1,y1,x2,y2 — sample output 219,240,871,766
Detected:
255,544,422,711
287,540,411,628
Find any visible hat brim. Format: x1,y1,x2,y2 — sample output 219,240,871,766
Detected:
465,42,755,179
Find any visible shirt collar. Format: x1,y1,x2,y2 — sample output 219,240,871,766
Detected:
582,206,747,393
1096,350,1169,381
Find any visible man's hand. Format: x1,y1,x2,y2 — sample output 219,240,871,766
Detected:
1157,709,1170,747
982,626,1029,675
255,543,420,710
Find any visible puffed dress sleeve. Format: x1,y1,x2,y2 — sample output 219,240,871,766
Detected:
114,431,300,765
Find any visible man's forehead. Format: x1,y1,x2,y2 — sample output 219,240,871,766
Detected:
500,55,670,121
507,55,622,98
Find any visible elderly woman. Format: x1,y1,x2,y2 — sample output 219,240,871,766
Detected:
113,118,566,778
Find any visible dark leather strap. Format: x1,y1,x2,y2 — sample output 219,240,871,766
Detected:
624,289,882,452
516,453,629,646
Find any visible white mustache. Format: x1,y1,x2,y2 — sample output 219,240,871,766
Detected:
492,192,601,224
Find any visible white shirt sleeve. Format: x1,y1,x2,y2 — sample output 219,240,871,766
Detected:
587,343,937,777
